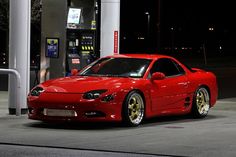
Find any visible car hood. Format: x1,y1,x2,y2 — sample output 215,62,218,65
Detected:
41,76,136,93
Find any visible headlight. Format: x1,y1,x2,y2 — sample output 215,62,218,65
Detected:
101,94,114,102
30,87,44,96
83,89,107,100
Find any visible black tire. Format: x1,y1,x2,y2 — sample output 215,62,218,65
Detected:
122,91,145,127
192,87,210,118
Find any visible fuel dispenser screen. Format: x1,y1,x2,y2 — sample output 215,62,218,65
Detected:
80,35,94,51
79,33,96,68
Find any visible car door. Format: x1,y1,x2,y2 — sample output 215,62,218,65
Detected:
149,58,189,113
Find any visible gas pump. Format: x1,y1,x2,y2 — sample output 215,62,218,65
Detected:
79,31,97,68
66,29,98,75
65,2,100,76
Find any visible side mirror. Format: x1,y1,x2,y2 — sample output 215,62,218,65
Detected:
151,72,165,81
71,69,79,76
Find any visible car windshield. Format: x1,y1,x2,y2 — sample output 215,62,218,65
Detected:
79,57,152,78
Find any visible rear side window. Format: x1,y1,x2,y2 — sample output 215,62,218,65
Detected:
150,58,185,77
172,60,185,75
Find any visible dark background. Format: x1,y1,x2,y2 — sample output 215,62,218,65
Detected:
120,1,236,60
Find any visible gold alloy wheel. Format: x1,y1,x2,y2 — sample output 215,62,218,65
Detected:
196,88,210,115
128,93,144,125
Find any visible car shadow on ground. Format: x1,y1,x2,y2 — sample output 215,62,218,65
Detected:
142,114,223,127
24,113,225,131
25,121,123,130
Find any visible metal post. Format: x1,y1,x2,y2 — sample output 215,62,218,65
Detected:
0,69,21,116
203,42,207,65
40,0,67,82
157,0,161,53
145,12,150,52
100,0,120,57
147,13,150,40
9,0,31,114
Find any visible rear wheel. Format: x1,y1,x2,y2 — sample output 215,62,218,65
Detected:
192,87,210,118
122,91,145,126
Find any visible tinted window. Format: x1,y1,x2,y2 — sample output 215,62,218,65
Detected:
150,58,183,77
80,58,152,78
172,60,185,74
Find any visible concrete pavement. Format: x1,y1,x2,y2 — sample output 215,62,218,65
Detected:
0,144,163,157
0,91,8,117
0,91,236,157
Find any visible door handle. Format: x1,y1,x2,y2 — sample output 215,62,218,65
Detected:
178,82,188,87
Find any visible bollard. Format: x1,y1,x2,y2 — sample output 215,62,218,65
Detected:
0,68,21,116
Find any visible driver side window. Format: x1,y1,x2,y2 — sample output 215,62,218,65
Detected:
150,58,184,77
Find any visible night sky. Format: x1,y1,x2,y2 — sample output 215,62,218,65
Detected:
120,1,236,56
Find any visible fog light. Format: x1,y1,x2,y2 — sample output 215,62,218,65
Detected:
28,108,34,114
85,111,106,117
85,112,97,116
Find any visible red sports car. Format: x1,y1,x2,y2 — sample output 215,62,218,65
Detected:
27,54,218,126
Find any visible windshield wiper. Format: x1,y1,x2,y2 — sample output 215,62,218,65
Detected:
103,74,130,78
79,74,130,78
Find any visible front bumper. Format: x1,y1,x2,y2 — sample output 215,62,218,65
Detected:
27,93,123,122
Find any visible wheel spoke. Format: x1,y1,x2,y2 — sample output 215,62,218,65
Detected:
131,97,137,104
136,103,140,110
128,103,134,110
130,112,135,120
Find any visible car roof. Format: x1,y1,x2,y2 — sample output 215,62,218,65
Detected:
105,54,172,60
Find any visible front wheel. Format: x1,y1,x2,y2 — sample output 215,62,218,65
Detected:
192,87,210,118
122,91,145,127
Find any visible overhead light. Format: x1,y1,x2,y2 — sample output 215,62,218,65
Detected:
209,27,214,31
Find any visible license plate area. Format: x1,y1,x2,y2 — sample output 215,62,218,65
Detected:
43,109,77,117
